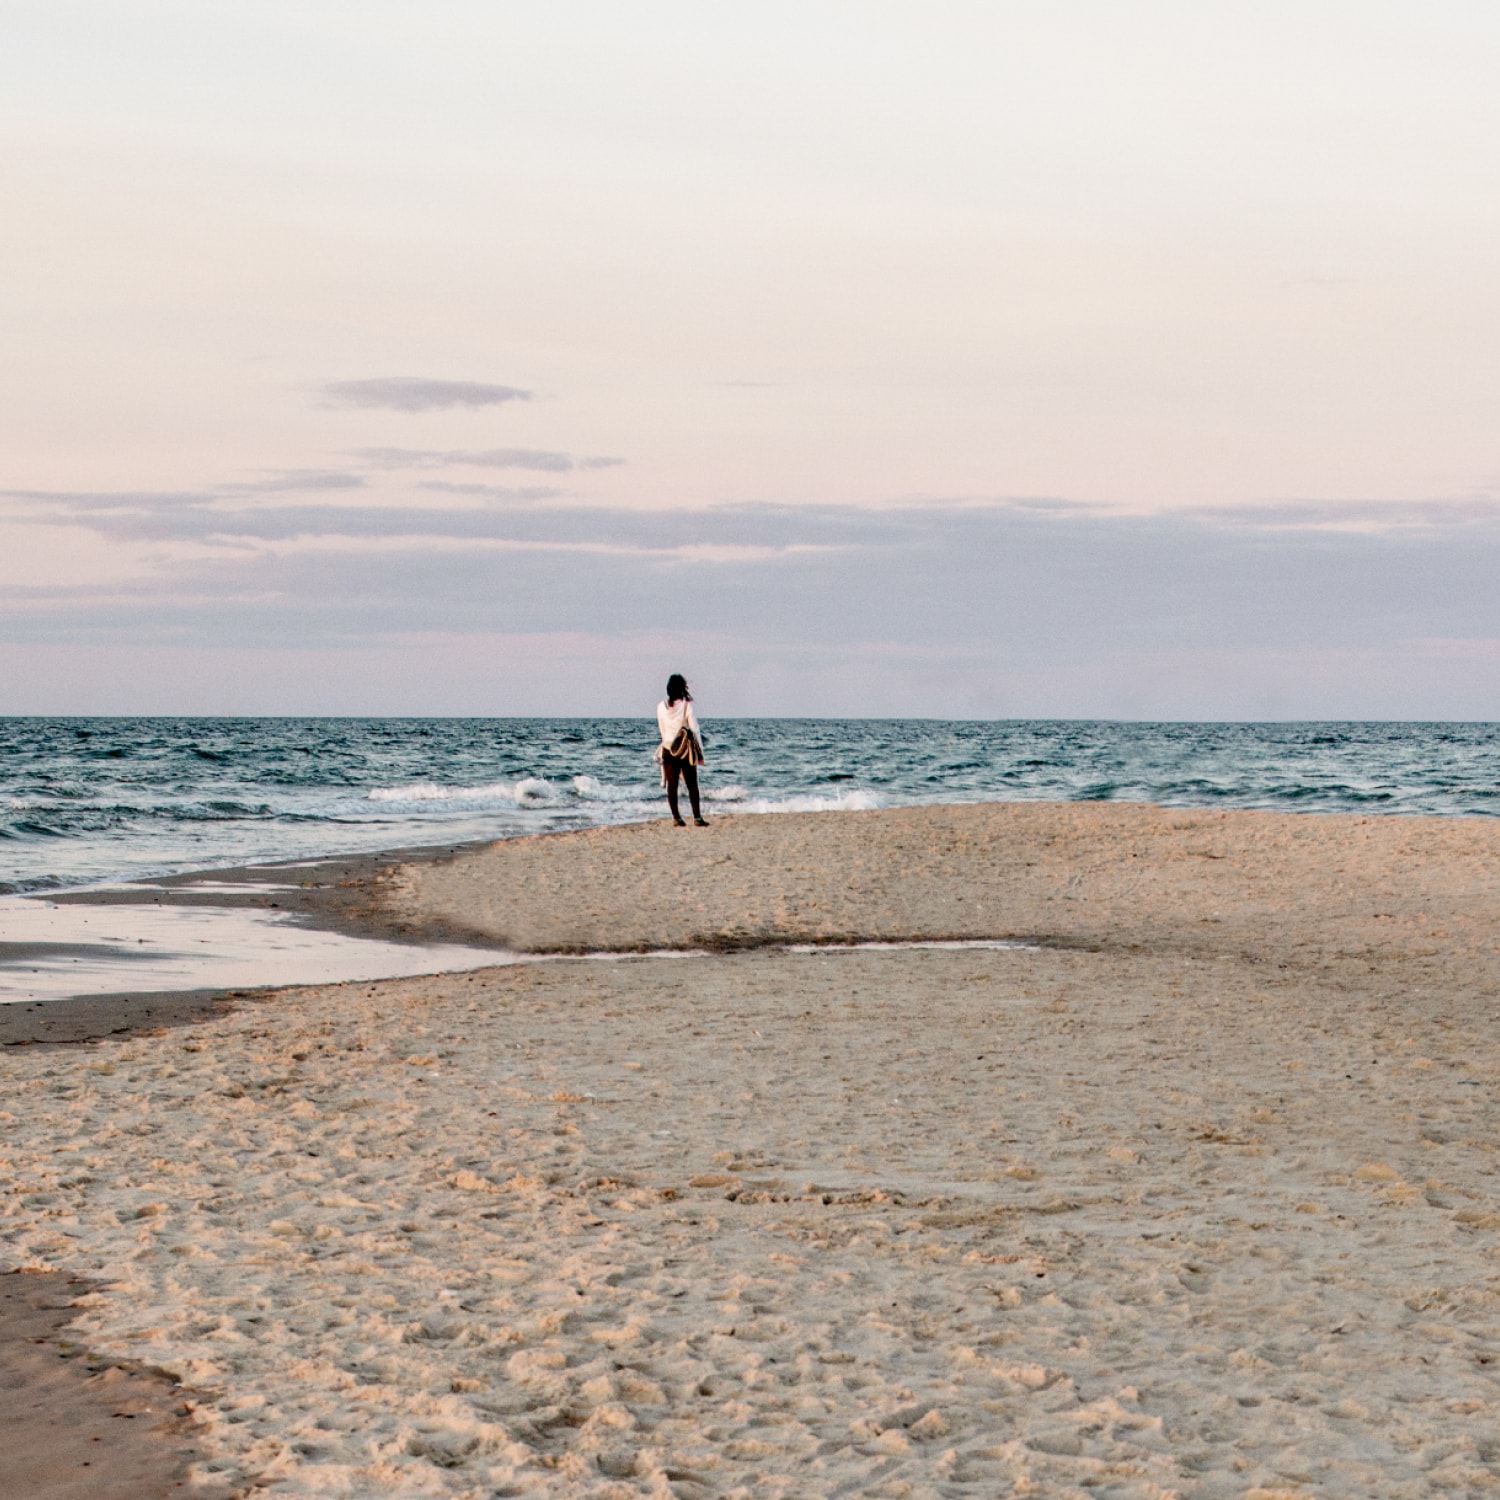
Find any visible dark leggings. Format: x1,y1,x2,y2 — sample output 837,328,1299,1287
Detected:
662,752,702,823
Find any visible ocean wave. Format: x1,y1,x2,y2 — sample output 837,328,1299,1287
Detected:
0,800,275,833
365,777,563,807
368,774,663,808
569,775,644,802
364,776,878,819
734,788,883,815
8,819,72,839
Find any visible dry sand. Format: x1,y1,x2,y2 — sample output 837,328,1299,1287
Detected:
386,799,1500,967
5,802,1500,1498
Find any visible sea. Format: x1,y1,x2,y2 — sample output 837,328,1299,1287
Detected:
4,717,1500,894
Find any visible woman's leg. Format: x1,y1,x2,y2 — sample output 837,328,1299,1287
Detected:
682,763,706,824
664,756,686,824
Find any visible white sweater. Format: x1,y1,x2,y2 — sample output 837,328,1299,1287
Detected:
656,698,701,754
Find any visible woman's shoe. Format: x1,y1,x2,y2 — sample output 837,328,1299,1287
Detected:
694,817,709,826
673,817,687,827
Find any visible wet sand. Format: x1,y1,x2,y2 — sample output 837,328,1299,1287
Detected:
0,1270,228,1499
0,988,248,1049
5,803,1500,1497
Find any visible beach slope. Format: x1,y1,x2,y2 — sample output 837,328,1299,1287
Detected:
5,803,1500,1497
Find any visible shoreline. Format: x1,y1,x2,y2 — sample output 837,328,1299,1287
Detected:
10,794,1500,1042
42,836,499,943
1,839,505,1047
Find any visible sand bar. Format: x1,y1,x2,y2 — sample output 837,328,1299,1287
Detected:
4,802,1500,1497
385,799,1500,968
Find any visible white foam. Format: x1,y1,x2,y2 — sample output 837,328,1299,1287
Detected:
513,776,557,804
365,780,513,804
361,778,881,820
364,778,562,807
735,788,884,815
569,774,643,802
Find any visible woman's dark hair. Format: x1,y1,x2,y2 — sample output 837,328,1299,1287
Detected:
665,673,691,704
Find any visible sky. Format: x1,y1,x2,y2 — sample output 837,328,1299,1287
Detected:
4,1,1500,718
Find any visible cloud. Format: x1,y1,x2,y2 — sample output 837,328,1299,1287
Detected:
7,490,1500,717
0,470,367,518
356,447,623,473
1182,498,1500,535
319,378,532,412
418,483,570,503
227,469,367,495
3,488,212,513
226,533,839,566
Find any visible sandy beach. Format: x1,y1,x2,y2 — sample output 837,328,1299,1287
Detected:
5,802,1500,1497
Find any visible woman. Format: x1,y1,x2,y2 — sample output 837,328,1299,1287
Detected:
656,673,707,826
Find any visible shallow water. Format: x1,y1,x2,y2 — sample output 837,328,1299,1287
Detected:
4,718,1499,895
0,887,1031,1007
0,889,509,1006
